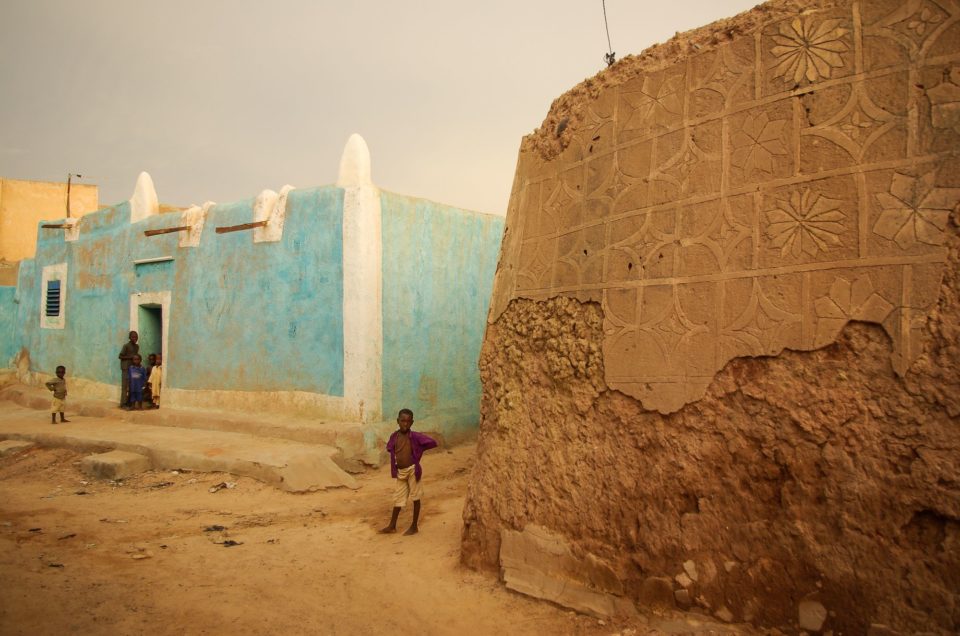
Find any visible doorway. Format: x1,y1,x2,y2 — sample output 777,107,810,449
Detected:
130,291,171,392
138,305,162,361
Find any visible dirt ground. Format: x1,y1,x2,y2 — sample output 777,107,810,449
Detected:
0,419,741,636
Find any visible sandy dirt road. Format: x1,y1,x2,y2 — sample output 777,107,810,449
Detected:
0,416,743,635
0,444,570,635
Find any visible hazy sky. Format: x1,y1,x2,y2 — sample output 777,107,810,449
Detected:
0,1,758,215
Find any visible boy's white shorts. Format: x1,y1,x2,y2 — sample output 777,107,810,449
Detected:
392,465,423,508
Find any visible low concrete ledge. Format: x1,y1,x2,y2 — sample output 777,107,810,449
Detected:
81,450,151,480
0,439,34,457
0,384,370,464
0,414,358,493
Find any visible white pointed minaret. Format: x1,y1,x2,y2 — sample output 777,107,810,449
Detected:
337,133,373,187
338,134,383,424
129,171,159,223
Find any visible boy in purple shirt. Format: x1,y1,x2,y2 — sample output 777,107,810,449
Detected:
380,408,437,536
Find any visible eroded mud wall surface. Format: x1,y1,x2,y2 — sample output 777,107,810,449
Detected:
463,0,960,632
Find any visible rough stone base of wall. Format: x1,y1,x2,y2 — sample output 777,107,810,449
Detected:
461,225,960,633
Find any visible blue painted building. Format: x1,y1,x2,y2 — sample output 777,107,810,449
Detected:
0,135,504,450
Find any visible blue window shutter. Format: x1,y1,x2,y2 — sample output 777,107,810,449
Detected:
46,280,61,317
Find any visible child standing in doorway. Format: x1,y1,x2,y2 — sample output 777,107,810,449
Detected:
143,353,156,407
45,365,69,424
127,355,147,410
148,353,163,409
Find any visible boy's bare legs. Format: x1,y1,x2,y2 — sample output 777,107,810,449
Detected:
59,412,69,423
50,413,56,424
380,507,401,533
404,500,421,536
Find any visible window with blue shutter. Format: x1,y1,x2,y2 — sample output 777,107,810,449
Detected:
45,280,61,317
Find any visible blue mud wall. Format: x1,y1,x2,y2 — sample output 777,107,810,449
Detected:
0,286,17,365
15,187,344,394
380,192,504,441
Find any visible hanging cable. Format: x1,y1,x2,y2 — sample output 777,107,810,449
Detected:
602,0,616,66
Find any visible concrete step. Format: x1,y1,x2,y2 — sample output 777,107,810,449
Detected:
0,384,380,471
0,439,35,457
0,405,358,492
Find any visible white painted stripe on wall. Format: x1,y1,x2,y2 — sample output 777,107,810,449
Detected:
338,134,383,423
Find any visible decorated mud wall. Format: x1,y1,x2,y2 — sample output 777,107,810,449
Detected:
463,0,960,633
6,135,504,448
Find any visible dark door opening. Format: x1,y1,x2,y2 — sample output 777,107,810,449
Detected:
138,304,163,362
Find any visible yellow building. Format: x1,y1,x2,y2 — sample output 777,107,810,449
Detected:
0,178,99,284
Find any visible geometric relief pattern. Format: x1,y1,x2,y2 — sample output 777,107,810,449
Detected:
873,171,960,248
722,278,801,359
491,0,960,413
770,16,850,84
813,274,895,347
927,66,960,134
802,84,899,163
865,0,955,59
691,40,753,107
732,112,788,174
678,199,753,276
766,189,846,257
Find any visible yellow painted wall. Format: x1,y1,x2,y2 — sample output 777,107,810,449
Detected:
0,178,99,262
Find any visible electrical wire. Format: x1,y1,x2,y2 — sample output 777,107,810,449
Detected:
602,0,616,66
